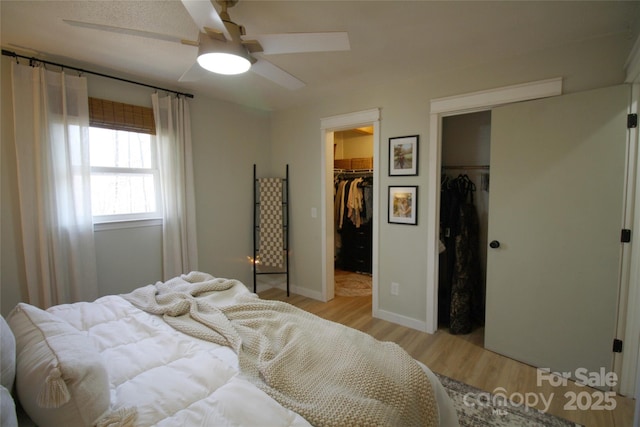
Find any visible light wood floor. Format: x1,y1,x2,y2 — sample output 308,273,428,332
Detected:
259,288,636,427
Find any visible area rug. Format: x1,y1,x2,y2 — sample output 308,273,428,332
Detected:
435,373,582,427
334,270,372,296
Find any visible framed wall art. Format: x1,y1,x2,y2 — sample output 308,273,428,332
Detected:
388,186,418,225
389,135,419,176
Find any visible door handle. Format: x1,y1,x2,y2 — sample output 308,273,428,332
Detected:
489,240,500,249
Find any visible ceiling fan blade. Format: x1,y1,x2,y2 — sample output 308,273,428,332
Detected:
178,61,209,82
180,0,230,41
251,59,305,90
63,19,185,44
180,57,304,90
251,32,350,55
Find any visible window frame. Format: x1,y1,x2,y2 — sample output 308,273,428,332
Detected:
89,126,162,225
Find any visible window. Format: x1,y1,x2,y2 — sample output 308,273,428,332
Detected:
88,98,159,223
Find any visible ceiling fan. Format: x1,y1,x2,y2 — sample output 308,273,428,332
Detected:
63,0,350,90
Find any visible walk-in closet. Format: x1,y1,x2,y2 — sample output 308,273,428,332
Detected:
439,111,490,341
333,127,374,297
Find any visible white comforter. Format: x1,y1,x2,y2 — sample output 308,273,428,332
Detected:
46,281,458,426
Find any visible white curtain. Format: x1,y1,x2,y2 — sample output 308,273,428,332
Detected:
152,93,199,279
11,62,98,308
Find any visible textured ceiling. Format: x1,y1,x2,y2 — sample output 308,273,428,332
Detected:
2,1,639,111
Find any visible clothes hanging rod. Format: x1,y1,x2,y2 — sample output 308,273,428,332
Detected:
442,165,490,170
2,49,194,99
334,168,374,174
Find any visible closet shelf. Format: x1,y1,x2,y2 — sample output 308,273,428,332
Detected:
334,168,374,173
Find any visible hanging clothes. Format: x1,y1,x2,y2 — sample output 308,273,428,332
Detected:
439,174,484,334
334,173,373,273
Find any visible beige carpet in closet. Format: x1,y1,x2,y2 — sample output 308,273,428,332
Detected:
335,270,372,297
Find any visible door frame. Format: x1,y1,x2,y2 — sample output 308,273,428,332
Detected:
623,82,640,400
320,108,380,308
623,34,640,405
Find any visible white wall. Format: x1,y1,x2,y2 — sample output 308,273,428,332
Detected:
190,92,272,285
1,31,633,324
442,112,491,166
269,33,632,324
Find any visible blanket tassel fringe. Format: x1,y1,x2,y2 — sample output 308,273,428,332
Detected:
97,407,137,427
37,367,70,408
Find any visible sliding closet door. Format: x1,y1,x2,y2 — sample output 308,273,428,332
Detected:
485,85,629,380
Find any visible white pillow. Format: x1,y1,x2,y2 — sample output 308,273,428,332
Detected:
7,303,111,427
0,385,18,427
1,315,16,391
0,385,17,427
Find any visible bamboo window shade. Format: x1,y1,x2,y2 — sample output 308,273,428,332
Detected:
89,97,156,134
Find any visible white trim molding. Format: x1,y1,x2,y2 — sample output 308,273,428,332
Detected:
321,109,380,131
94,218,162,232
375,309,428,333
430,77,562,115
622,83,640,401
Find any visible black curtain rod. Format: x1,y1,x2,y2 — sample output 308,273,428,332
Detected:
2,49,194,99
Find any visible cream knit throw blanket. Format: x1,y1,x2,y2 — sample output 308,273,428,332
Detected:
122,272,438,427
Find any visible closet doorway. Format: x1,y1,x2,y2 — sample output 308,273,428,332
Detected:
320,108,380,308
439,111,490,346
426,79,564,335
334,128,374,299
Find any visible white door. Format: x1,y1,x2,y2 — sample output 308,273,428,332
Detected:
485,85,629,379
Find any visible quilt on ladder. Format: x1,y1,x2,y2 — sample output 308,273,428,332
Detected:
259,177,284,268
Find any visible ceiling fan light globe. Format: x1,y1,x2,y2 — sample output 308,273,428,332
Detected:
197,52,251,75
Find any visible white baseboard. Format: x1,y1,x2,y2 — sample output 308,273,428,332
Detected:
255,280,324,301
291,285,323,301
373,308,429,333
257,278,427,332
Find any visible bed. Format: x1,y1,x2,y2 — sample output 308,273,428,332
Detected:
2,271,459,427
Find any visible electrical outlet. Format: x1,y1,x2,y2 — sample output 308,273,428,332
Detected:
390,282,399,296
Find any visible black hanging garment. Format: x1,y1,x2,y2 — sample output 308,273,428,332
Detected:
438,176,460,327
439,175,483,334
